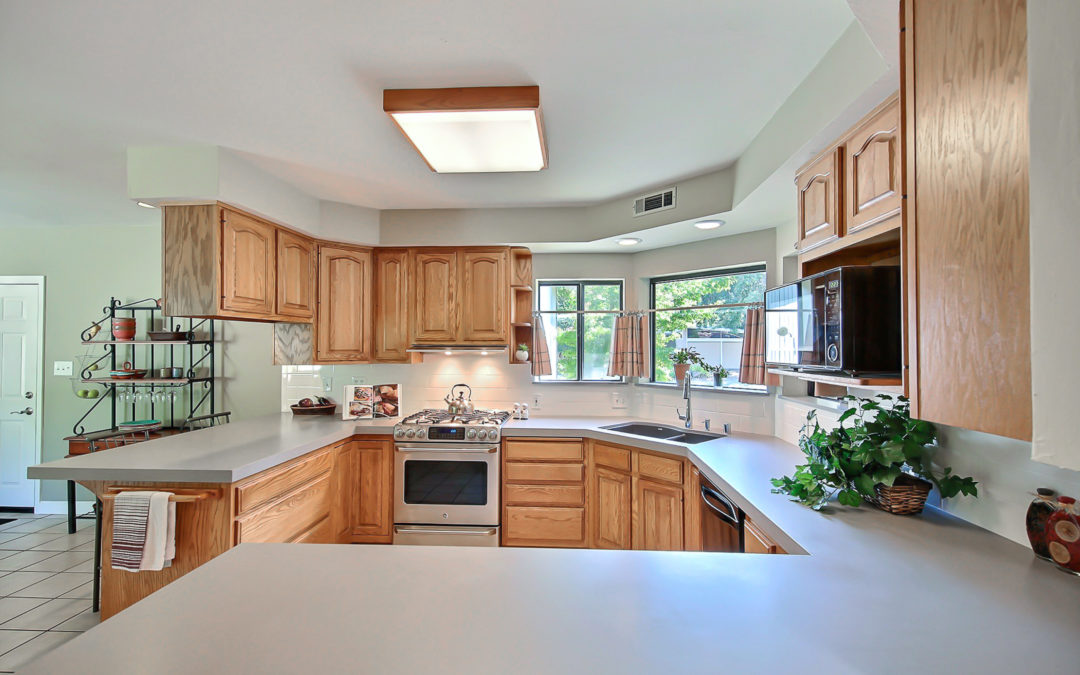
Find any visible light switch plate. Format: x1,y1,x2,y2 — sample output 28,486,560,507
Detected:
611,391,627,409
53,361,73,376
531,393,543,410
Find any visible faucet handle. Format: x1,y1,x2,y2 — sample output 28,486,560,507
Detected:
704,418,711,431
676,408,687,421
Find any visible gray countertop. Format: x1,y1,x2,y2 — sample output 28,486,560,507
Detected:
21,413,1080,673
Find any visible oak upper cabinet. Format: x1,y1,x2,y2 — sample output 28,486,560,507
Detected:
316,244,373,363
276,229,316,320
373,249,413,362
460,248,509,343
221,208,277,316
795,149,842,253
410,249,458,343
844,95,901,235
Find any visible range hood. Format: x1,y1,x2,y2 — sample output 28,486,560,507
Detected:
406,345,508,354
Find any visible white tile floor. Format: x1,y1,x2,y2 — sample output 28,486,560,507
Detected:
0,512,98,672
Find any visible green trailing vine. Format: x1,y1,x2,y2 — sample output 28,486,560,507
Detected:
771,395,978,510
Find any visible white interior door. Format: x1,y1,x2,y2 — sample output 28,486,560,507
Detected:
0,282,42,508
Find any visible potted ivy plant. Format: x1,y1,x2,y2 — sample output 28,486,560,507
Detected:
703,362,730,387
771,395,978,514
668,347,701,384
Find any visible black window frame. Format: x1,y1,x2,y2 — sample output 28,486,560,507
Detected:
535,279,625,383
649,265,767,385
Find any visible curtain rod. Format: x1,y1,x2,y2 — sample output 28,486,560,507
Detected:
533,301,763,316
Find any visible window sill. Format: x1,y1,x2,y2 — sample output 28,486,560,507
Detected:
531,379,629,385
635,381,771,396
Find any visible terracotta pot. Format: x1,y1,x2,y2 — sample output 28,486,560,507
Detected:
674,363,690,384
112,317,136,341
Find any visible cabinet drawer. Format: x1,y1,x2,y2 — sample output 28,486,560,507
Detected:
504,462,584,484
235,447,333,515
504,438,584,462
236,474,331,544
504,483,584,507
291,515,334,544
503,506,586,547
637,452,683,485
592,442,631,472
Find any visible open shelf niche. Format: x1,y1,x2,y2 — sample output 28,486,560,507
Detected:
509,247,534,365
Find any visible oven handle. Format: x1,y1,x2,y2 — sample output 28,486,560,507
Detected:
395,445,498,454
700,485,740,526
393,526,498,536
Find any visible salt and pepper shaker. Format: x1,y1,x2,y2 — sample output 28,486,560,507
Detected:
519,403,530,420
512,403,522,419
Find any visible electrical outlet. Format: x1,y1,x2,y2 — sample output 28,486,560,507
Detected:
53,361,73,376
611,391,627,409
532,393,543,410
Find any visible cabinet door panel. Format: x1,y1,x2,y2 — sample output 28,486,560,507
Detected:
591,467,631,549
796,149,842,252
351,441,392,540
633,478,683,551
411,251,457,343
276,229,316,320
221,209,276,315
460,249,509,343
373,249,411,361
316,245,372,362
846,98,901,233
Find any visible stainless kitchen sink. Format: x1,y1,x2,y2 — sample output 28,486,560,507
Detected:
600,423,725,444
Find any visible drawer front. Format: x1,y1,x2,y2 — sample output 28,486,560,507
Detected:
236,474,331,544
503,506,586,547
235,447,333,515
592,442,631,472
504,462,584,484
291,516,334,544
637,452,684,485
504,438,584,462
504,483,585,507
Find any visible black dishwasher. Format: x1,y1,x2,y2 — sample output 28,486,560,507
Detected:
699,474,744,552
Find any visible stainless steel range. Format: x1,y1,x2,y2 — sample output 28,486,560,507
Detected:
392,408,511,547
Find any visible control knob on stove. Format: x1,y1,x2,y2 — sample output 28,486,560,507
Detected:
478,429,490,440
416,428,427,438
466,428,477,439
394,428,405,439
406,428,416,438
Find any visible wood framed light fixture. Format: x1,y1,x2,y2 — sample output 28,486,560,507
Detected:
383,86,547,173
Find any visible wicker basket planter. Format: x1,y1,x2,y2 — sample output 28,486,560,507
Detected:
865,473,932,515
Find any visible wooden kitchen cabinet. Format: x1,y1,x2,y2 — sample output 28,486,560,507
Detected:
591,466,632,549
348,439,393,543
459,248,509,343
373,248,415,362
316,244,373,363
744,518,785,555
502,437,587,548
844,96,901,235
634,478,684,551
410,249,458,343
221,208,277,315
233,445,335,545
795,149,842,253
276,229,316,320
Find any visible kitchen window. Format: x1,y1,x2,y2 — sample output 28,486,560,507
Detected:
536,280,624,382
650,266,767,390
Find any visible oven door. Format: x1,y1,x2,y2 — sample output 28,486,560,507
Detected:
394,444,500,527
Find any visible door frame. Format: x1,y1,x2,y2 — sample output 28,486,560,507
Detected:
0,276,46,510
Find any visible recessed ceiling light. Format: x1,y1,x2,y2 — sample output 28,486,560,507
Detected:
384,86,547,173
444,350,453,356
617,238,642,246
694,220,724,230
136,201,156,209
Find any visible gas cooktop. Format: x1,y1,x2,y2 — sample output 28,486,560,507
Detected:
394,409,511,442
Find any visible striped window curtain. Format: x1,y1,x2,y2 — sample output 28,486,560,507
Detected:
531,313,552,377
608,313,649,378
739,307,767,385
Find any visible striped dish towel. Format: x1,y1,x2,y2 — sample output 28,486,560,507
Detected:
112,492,175,572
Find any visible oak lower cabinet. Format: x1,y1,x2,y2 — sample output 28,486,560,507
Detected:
502,438,587,548
348,439,394,543
744,518,785,555
316,244,373,362
591,466,632,549
233,446,335,545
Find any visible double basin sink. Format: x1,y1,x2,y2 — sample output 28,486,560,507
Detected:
600,423,725,445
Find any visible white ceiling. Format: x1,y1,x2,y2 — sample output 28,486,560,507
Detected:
0,0,855,228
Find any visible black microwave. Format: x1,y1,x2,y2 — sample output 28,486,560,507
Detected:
764,266,901,374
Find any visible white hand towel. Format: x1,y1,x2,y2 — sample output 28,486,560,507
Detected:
139,492,171,571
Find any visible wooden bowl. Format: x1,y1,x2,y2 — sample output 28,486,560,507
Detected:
290,404,337,416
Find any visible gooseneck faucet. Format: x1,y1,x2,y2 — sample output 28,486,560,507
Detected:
677,375,693,429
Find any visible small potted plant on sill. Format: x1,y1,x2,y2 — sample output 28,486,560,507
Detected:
703,363,730,387
669,347,701,384
514,343,529,363
771,394,978,514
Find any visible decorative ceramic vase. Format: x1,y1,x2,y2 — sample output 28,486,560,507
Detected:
515,349,529,362
111,317,136,341
1046,496,1080,575
1026,487,1057,561
674,363,690,383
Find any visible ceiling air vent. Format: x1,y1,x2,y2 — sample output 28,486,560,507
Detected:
632,187,676,217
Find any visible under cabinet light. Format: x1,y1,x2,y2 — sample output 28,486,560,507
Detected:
383,86,547,173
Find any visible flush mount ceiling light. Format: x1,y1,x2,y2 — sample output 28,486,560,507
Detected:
694,220,724,230
383,86,547,173
617,237,643,246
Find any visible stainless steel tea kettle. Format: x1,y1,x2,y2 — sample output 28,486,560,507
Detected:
444,383,474,415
